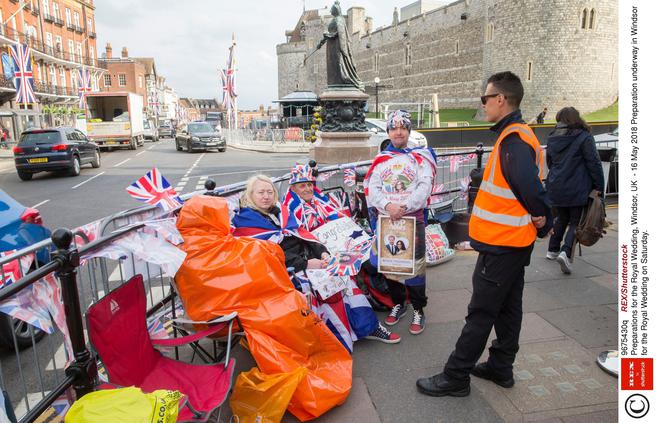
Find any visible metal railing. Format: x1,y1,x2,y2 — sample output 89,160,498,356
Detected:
220,128,310,149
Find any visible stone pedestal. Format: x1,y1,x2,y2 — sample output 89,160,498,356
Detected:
311,87,377,164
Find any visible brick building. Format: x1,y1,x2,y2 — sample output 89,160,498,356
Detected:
0,0,103,140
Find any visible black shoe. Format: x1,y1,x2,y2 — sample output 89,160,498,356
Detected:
416,372,470,397
470,362,515,388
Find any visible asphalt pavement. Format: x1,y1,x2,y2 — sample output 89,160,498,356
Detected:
0,139,308,229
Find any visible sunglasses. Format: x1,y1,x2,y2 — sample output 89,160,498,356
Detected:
480,93,503,105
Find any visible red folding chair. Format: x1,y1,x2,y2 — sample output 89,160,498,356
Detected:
87,275,236,422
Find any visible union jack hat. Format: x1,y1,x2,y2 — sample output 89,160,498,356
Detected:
289,164,315,185
386,109,412,132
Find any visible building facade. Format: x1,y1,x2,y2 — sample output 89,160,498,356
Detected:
277,0,619,121
0,0,102,140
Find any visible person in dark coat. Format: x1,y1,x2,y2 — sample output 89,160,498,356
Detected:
545,107,604,274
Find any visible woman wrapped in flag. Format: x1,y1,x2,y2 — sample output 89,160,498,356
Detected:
365,110,437,336
232,173,399,352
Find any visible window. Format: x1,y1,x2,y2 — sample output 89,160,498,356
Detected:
49,65,56,86
55,35,62,52
87,17,93,32
37,62,42,82
89,46,95,65
76,42,83,62
71,71,77,90
486,23,494,42
581,8,588,29
104,74,111,87
0,10,4,36
118,74,126,86
138,76,143,88
68,40,74,61
374,52,379,72
60,67,66,87
42,0,50,15
45,33,53,52
53,2,60,19
455,40,459,55
589,8,596,29
74,11,80,27
11,17,17,40
65,8,71,26
405,44,412,66
526,61,533,81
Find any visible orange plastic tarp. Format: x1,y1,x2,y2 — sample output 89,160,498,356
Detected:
175,196,352,421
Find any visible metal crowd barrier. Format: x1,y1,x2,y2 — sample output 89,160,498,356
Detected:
219,128,310,148
0,143,617,421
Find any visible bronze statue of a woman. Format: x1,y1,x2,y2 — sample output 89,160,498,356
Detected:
316,1,364,90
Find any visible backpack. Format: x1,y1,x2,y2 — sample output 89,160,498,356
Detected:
575,190,606,247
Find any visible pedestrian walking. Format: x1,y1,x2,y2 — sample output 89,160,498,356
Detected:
416,71,552,397
365,110,437,335
536,107,548,124
545,107,604,274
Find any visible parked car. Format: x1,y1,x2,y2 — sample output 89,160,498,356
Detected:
175,122,226,153
365,118,428,151
158,121,176,139
0,189,51,349
13,127,101,181
143,120,159,142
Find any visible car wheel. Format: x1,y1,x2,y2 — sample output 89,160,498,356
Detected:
0,314,46,350
91,150,101,168
176,139,182,151
69,156,81,176
380,140,391,152
218,147,226,152
129,138,137,150
17,170,32,181
187,142,193,153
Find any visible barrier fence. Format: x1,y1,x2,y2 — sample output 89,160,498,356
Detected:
0,143,617,421
220,128,310,148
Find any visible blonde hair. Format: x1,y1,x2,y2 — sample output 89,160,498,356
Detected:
240,174,279,210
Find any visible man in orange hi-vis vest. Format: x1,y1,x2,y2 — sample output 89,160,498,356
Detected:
417,71,553,397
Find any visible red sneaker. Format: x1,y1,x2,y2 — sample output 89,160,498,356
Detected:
409,309,425,335
385,303,407,326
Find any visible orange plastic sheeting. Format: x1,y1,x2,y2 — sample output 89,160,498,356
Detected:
175,196,352,421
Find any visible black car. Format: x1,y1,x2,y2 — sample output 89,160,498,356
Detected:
13,127,101,181
175,122,226,153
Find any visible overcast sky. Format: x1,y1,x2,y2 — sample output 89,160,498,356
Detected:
95,0,434,109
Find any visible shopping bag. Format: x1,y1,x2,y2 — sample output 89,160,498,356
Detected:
65,387,182,423
230,367,308,423
425,224,455,266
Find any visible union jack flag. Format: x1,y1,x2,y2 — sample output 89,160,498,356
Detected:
220,40,237,112
10,43,37,106
316,170,338,182
343,168,356,187
126,168,183,211
325,251,365,277
77,68,92,109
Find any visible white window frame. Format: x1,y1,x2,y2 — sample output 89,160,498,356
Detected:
45,32,53,50
73,11,80,27
70,71,77,90
59,66,66,87
76,42,83,63
42,0,50,16
49,65,56,86
68,39,75,61
118,73,127,87
65,8,71,26
55,35,62,52
53,2,60,19
104,74,111,87
87,17,93,32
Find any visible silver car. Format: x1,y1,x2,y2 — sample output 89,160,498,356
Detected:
365,118,428,151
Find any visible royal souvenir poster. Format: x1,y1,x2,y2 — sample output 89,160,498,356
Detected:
377,216,416,276
305,269,349,300
311,216,371,254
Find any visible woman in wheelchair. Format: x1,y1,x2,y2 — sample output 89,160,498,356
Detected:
232,171,400,352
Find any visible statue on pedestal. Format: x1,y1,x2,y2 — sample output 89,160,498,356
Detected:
315,1,363,90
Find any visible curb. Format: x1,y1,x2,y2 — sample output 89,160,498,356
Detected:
227,142,311,154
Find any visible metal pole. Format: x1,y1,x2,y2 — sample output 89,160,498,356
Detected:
375,86,378,117
51,228,97,399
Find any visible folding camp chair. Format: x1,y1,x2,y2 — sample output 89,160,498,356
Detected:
87,275,236,422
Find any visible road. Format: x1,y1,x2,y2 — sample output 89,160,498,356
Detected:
0,138,307,230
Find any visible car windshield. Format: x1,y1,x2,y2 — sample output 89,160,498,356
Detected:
19,131,61,145
159,122,171,128
143,122,151,129
189,123,214,133
366,120,386,132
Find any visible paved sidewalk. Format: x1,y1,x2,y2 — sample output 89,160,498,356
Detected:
221,205,619,422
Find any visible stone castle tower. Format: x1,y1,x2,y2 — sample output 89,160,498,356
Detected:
276,0,618,121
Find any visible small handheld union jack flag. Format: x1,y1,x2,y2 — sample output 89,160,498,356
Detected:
343,168,356,187
126,168,183,211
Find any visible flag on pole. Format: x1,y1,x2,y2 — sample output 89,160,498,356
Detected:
221,35,238,129
77,68,92,109
126,168,183,211
10,43,37,107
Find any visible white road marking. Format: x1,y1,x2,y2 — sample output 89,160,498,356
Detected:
31,199,50,208
71,172,105,189
180,177,190,181
113,158,132,167
195,185,205,190
175,187,183,193
136,150,147,156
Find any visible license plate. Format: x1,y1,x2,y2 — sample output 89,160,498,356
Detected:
28,158,48,164
106,141,117,145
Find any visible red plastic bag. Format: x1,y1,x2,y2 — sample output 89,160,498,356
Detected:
175,196,352,421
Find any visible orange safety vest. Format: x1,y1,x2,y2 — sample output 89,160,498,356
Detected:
469,123,545,248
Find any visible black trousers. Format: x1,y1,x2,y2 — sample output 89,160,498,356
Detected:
548,206,584,256
387,280,428,311
443,245,533,382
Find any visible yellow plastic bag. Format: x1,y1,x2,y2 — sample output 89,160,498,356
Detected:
65,387,183,423
230,367,308,423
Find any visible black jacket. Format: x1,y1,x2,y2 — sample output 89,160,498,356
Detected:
471,110,553,254
545,127,604,207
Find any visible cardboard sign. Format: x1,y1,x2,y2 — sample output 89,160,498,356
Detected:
311,216,371,255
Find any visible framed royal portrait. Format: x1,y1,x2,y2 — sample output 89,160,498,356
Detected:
377,216,416,276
